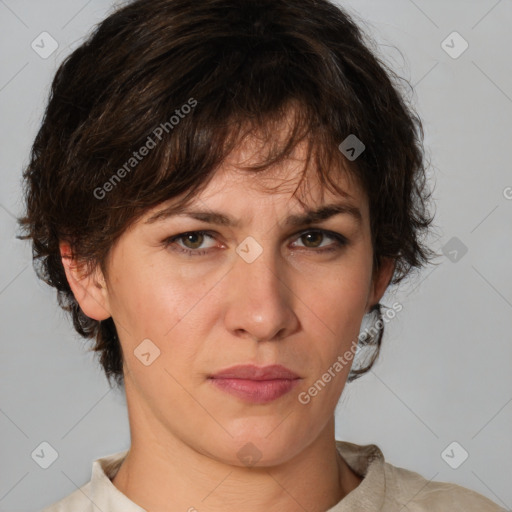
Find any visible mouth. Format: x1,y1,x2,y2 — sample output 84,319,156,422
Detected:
208,364,301,404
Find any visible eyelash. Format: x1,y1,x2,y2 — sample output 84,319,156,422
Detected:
162,229,348,257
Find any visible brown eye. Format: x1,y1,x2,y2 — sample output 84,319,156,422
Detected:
163,230,218,256
181,232,205,249
291,229,348,253
300,231,324,248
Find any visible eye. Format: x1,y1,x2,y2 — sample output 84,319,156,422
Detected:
163,230,219,256
290,229,348,253
162,228,348,257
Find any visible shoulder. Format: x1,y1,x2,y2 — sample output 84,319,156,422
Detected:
40,449,131,512
382,461,507,512
41,481,93,511
335,440,507,512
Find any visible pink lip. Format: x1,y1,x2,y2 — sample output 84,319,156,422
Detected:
211,364,300,380
208,364,301,404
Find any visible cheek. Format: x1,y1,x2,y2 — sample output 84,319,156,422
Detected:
108,258,218,384
294,256,372,374
301,259,371,325
108,256,199,337
294,272,370,413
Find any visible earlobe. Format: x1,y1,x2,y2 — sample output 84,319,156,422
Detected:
59,242,111,321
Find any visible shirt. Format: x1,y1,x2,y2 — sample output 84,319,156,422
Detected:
41,440,507,511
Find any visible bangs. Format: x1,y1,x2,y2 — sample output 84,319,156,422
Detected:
141,98,358,218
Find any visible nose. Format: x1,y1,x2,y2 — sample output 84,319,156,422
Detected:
223,242,300,342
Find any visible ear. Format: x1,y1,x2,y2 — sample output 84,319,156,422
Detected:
59,242,111,321
366,257,395,312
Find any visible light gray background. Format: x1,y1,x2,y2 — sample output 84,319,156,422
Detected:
1,1,511,510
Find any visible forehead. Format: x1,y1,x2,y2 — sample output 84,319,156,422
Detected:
218,124,365,198
140,137,368,233
184,132,361,203
222,156,360,201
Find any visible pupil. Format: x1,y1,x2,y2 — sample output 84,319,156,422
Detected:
304,232,322,247
185,233,203,248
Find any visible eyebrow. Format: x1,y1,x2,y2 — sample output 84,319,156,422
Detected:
144,201,362,228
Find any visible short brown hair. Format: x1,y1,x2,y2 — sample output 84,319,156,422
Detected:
17,0,437,389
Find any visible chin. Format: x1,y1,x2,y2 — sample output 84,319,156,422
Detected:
202,428,307,468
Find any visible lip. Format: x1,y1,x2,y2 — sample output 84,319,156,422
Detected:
208,364,301,404
210,364,300,380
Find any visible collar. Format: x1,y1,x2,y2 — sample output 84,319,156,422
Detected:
88,441,385,511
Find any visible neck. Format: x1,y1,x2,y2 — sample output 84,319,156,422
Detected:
112,375,362,512
112,421,362,512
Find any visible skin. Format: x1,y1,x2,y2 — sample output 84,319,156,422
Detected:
60,134,395,512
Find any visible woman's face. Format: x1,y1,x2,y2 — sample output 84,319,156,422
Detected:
65,138,393,467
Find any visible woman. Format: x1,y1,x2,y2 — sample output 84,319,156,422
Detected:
18,0,506,510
